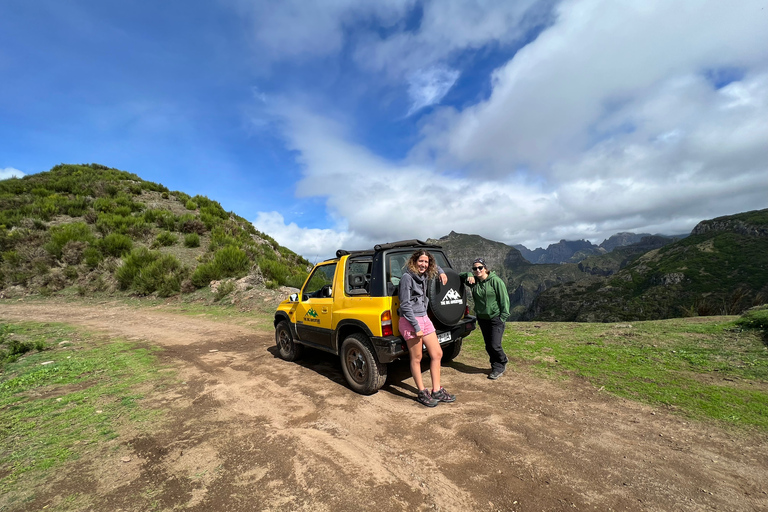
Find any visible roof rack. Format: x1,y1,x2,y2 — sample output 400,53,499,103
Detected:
335,249,375,258
336,240,441,258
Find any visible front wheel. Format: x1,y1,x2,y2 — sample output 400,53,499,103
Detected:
340,333,387,395
442,338,463,362
275,320,303,361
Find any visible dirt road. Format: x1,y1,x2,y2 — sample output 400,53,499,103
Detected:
2,302,767,512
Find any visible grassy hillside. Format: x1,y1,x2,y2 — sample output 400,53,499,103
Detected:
528,209,768,321
0,164,310,299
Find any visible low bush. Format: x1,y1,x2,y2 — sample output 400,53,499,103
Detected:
190,245,250,287
45,222,94,259
154,231,178,247
736,305,768,331
185,200,197,210
116,248,187,296
0,324,47,365
134,254,185,296
98,233,133,257
184,233,200,248
214,280,236,301
83,246,103,268
179,215,205,235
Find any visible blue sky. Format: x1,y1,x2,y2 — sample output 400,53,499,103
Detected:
2,0,767,261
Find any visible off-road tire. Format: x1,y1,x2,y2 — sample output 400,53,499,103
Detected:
275,320,303,361
340,333,387,395
442,338,463,362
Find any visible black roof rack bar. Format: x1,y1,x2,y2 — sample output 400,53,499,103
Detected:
335,249,375,258
373,239,441,251
336,240,441,258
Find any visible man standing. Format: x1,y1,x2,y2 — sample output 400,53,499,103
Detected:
461,258,510,379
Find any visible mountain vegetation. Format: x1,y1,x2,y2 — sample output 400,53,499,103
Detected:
432,209,767,322
527,209,768,321
430,231,673,320
0,164,310,300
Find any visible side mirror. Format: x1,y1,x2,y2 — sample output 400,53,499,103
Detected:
322,285,333,298
289,293,298,302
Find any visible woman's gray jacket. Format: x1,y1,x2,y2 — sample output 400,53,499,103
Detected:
398,267,443,332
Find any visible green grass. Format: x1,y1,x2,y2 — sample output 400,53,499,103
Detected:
0,321,173,501
462,316,768,430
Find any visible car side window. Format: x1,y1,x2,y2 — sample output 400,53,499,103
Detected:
346,258,372,295
302,263,337,300
387,254,407,287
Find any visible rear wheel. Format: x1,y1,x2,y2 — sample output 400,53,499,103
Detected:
275,320,303,361
442,338,462,362
340,333,387,395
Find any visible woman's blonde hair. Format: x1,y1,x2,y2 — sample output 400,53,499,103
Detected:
406,249,438,278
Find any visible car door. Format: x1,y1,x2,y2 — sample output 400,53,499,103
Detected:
295,262,337,349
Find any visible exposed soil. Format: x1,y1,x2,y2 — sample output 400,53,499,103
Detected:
2,301,767,512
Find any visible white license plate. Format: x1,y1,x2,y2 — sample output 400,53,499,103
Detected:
437,332,451,343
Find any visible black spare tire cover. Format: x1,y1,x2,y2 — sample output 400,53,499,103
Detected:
427,267,466,327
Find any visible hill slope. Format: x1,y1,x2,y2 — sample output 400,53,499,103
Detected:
0,163,309,299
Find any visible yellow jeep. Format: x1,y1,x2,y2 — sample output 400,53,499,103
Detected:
273,240,476,394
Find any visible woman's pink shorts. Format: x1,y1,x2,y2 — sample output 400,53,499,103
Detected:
398,315,435,340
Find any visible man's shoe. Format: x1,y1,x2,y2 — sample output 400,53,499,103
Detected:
488,370,505,380
431,387,456,403
417,389,439,407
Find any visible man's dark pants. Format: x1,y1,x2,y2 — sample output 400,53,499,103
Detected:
477,316,508,373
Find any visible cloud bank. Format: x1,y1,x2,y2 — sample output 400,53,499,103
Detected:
251,0,768,260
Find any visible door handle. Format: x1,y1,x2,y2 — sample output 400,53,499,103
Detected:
322,308,328,313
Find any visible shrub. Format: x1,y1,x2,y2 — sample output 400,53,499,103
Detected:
83,246,103,268
184,233,200,248
63,266,79,280
179,216,205,235
116,247,159,290
154,231,178,247
134,254,184,296
190,245,250,287
113,205,132,217
45,222,94,258
736,305,768,331
61,240,87,264
116,248,186,296
185,200,198,210
98,233,133,257
93,197,115,213
64,196,90,216
95,213,148,236
214,280,236,301
153,211,177,231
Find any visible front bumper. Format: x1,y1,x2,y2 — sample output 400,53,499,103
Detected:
371,316,476,364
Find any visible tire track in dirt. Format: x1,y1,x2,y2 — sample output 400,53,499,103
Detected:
2,302,767,512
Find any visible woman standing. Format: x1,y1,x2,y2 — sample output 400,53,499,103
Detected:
462,258,510,380
398,249,456,407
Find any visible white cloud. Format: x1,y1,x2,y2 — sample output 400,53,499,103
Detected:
248,0,768,257
253,211,361,263
232,0,415,62
406,66,460,115
416,0,768,174
0,167,25,180
354,0,545,78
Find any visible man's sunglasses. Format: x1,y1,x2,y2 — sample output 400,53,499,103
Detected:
472,266,484,271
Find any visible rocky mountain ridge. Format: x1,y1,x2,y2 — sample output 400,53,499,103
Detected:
429,209,766,321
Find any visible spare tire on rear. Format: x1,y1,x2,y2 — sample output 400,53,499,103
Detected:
427,267,466,328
